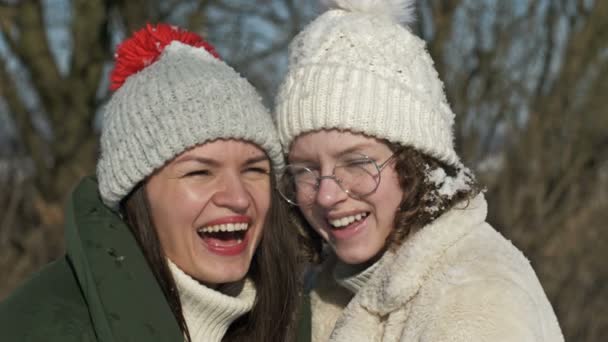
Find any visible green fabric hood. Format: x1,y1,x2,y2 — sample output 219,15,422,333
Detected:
64,176,183,341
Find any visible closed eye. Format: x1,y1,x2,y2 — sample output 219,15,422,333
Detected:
185,170,211,177
340,158,372,167
245,167,270,174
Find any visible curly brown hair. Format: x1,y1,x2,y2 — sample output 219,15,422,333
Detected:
294,143,482,264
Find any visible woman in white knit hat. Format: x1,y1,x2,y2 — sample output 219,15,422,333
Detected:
276,1,564,341
0,24,298,342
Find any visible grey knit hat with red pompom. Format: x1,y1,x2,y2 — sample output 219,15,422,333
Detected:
97,24,283,209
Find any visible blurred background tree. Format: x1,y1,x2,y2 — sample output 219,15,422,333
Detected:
0,0,606,341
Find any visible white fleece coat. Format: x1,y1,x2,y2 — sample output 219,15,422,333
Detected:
309,195,564,342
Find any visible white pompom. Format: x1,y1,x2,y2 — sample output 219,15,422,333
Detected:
320,0,416,25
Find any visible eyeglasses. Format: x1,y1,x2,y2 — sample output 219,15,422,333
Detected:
278,152,396,206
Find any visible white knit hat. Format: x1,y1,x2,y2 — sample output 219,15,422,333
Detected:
275,0,460,166
97,24,284,209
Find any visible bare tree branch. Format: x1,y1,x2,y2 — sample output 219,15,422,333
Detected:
0,61,47,175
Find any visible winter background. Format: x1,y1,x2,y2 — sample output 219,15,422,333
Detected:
0,0,606,341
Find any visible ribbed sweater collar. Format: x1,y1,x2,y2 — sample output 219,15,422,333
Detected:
168,260,255,342
333,258,382,294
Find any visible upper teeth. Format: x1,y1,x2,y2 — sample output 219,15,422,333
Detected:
329,213,368,228
198,223,249,233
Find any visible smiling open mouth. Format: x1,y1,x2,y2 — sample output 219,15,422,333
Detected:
328,212,369,229
197,223,250,254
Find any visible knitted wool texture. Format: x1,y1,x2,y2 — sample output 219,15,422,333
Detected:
275,2,460,165
98,41,284,209
167,260,255,341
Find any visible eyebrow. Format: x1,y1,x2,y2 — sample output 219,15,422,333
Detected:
335,143,377,157
290,142,377,163
176,154,269,166
243,155,271,165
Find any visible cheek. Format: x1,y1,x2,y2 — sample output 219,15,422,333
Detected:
375,173,403,226
148,183,209,236
248,181,272,218
301,206,327,236
173,185,208,213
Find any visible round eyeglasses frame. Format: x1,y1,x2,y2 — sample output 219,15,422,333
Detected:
278,152,397,206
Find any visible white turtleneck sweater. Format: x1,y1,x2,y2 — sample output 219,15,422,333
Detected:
333,258,382,295
167,260,256,342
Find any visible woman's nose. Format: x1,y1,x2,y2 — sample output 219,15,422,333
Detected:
211,174,251,212
315,176,348,209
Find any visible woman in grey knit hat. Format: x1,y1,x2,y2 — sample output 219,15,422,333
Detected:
0,24,298,342
276,1,564,341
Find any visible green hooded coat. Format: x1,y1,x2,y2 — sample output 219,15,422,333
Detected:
0,177,184,341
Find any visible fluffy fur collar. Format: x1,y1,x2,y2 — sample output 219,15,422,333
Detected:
358,193,487,315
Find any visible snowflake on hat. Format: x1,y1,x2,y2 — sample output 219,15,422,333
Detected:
110,23,220,91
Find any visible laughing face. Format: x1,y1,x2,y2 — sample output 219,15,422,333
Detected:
289,130,403,265
146,139,271,287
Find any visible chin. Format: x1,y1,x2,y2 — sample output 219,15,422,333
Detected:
335,249,373,265
197,261,251,285
334,243,384,266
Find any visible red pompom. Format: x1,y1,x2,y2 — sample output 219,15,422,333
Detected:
110,23,220,91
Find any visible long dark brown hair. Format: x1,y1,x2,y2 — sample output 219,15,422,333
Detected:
121,170,300,341
295,143,482,264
